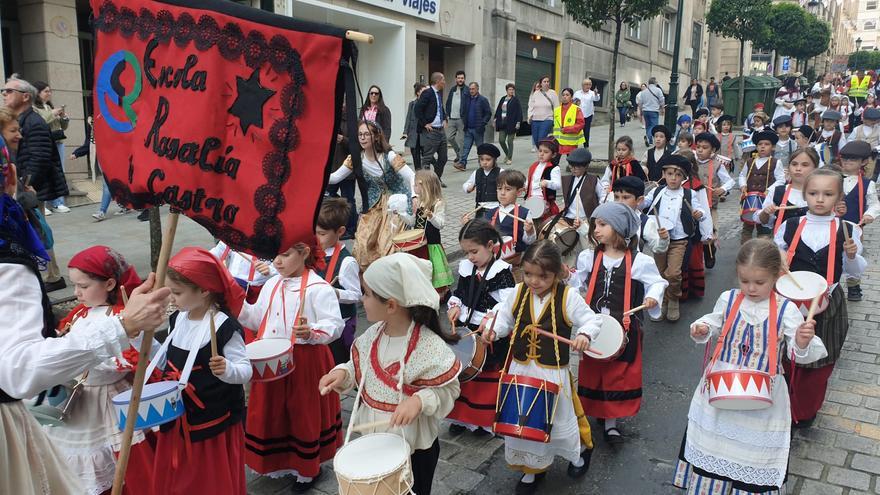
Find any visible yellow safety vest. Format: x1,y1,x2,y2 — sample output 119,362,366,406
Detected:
850,75,871,98
552,104,585,147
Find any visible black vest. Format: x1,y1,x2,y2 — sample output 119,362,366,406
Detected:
510,283,572,367
484,206,530,254
0,237,55,403
316,246,356,319
585,252,644,363
474,167,500,206
783,218,850,283
646,147,672,182
842,177,872,224
650,186,696,238
413,207,442,244
161,312,246,442
771,186,808,225
452,262,516,317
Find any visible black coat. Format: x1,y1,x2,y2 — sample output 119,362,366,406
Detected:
682,84,704,104
414,87,443,133
461,94,492,130
17,108,68,202
359,105,392,140
445,84,468,119
494,96,523,133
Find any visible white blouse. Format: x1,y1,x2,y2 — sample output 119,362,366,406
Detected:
569,249,668,321
238,271,344,345
757,184,806,227
447,259,517,327
843,174,880,220
168,311,252,384
209,241,277,286
323,245,362,306
773,212,867,285
400,200,445,231
641,186,714,241
328,151,415,191
527,162,562,202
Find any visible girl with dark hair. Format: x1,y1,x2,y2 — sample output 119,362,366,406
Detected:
483,240,600,493
328,120,415,268
446,219,516,436
360,85,392,138
320,253,462,495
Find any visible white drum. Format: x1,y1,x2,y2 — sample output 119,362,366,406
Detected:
246,338,295,382
739,138,755,153
706,369,773,410
775,271,830,317
521,197,546,219
587,314,626,360
112,381,185,431
449,327,486,382
334,433,413,495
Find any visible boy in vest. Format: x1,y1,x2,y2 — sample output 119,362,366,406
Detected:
838,140,879,302
642,124,674,182
848,108,880,180
738,130,785,244
482,169,536,269
641,155,712,321
814,110,849,167
464,143,503,209
792,98,808,127
612,176,668,255
772,115,797,167
315,197,362,364
708,102,724,133
555,147,602,264
694,132,734,227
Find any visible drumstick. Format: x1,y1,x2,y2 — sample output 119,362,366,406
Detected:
623,304,648,316
843,220,851,243
806,293,822,322
349,419,391,433
531,327,602,356
329,276,338,287
209,311,218,358
461,328,482,339
776,205,803,211
782,265,805,291
461,206,484,221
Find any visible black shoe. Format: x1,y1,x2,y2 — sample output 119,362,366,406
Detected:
448,423,467,436
848,285,863,302
137,210,150,222
514,472,546,495
440,180,447,188
566,448,593,478
603,426,625,445
792,416,816,429
472,427,491,437
291,468,322,493
44,279,67,292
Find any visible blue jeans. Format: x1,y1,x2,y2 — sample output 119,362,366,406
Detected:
459,127,485,167
99,178,112,213
617,107,628,126
50,142,66,208
531,119,554,147
643,111,660,145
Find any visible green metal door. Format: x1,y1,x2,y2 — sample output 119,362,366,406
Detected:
515,57,554,136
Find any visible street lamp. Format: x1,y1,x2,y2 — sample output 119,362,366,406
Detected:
856,37,862,51
806,0,820,15
664,0,686,130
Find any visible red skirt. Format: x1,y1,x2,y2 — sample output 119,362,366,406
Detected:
113,431,157,495
680,242,705,300
447,370,502,428
577,326,643,419
783,361,835,422
245,344,342,477
150,422,246,495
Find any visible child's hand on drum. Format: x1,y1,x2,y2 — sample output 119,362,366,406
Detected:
643,297,658,309
795,320,816,349
571,334,590,352
255,261,271,276
209,356,227,376
390,395,422,427
691,324,710,338
319,369,348,395
844,238,858,259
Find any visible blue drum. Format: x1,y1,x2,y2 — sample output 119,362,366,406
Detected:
112,381,185,431
493,374,559,443
740,192,765,225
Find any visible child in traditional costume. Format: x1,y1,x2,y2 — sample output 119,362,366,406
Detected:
774,168,866,428
446,219,516,435
836,141,878,302
601,135,646,193
812,110,848,167
47,246,155,495
738,130,785,244
315,198,362,364
481,170,537,269
553,148,602,265
673,239,827,494
525,138,562,223
209,240,276,304
570,203,666,443
401,170,454,294
612,177,669,255
320,253,462,495
483,241,600,494
642,125,674,183
463,143,503,210
757,148,818,235
238,239,344,491
152,247,252,494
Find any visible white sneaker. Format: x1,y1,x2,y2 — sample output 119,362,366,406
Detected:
92,211,106,222
54,205,71,213
43,208,52,216
114,208,130,216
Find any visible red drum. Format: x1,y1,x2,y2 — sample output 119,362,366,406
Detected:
499,236,518,263
246,338,295,382
391,230,428,259
775,271,830,317
494,374,559,443
705,369,773,410
740,192,765,225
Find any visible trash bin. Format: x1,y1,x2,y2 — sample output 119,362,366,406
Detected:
721,76,781,124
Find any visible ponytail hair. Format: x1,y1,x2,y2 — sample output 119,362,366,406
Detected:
459,218,502,249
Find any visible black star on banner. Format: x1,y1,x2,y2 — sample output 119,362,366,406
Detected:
228,69,276,134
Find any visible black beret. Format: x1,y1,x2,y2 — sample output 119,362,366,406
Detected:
612,176,645,197
651,125,672,140
839,140,873,159
752,130,779,145
695,132,721,150
477,143,501,159
863,107,880,121
658,154,692,176
695,108,709,118
796,124,815,141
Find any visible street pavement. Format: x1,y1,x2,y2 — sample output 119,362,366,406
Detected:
42,121,880,494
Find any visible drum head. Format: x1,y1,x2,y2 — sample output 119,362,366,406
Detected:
392,229,424,243
775,271,828,301
334,433,409,479
589,315,625,359
246,338,292,360
450,330,476,365
521,197,545,219
112,381,180,404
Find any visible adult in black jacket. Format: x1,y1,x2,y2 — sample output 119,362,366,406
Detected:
454,82,492,171
359,85,392,139
414,72,448,182
682,79,704,117
494,83,522,164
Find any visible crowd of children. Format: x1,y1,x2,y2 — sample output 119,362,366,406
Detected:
30,107,880,495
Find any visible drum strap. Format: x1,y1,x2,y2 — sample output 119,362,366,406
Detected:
773,186,793,234
492,206,520,247
786,217,837,287
707,158,715,206
584,251,633,331
708,291,778,376
324,243,343,283
256,272,310,341
858,174,865,221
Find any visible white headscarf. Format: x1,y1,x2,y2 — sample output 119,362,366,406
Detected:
363,253,440,310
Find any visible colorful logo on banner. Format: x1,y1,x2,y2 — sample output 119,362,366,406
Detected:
90,0,346,258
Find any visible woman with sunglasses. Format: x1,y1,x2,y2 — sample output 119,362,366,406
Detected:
360,85,392,139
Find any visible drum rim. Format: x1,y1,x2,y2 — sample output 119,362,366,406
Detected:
499,373,560,394
775,271,829,299
333,433,410,478
111,380,179,404
246,338,294,360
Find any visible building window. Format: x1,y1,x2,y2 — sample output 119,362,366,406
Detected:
865,21,877,30
690,22,702,78
867,0,877,9
627,21,642,40
660,15,674,52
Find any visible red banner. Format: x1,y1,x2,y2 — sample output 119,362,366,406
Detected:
91,0,349,258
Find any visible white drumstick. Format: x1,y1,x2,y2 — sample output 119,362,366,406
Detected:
806,293,822,322
531,327,602,356
623,304,648,316
782,266,804,291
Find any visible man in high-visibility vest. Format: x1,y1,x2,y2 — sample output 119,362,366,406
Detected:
848,70,872,106
552,88,586,155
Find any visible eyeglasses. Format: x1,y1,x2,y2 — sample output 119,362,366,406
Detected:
369,92,380,96
0,88,26,95
357,132,372,138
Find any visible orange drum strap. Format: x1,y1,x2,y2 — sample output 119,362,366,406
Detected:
707,291,779,376
773,185,793,234
786,218,837,287
255,271,309,341
324,243,343,283
491,206,520,247
858,174,865,221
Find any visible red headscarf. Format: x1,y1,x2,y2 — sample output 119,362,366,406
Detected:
168,246,246,315
68,245,142,302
